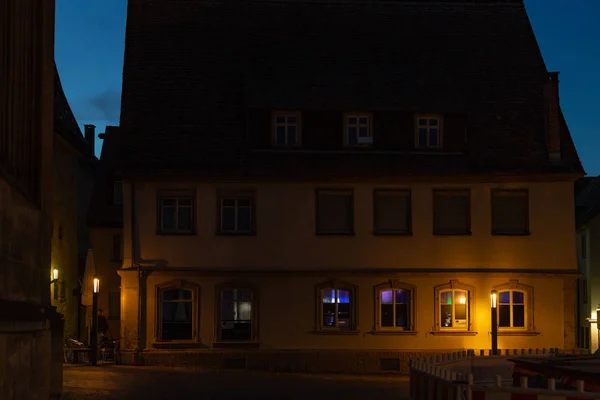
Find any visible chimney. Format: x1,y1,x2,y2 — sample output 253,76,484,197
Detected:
544,72,561,164
84,124,95,154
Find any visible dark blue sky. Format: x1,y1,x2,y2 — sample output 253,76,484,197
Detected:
55,0,600,174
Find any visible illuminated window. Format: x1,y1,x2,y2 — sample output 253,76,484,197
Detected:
439,289,469,330
317,280,357,331
497,290,526,328
273,112,301,147
219,286,256,341
415,115,442,149
375,281,415,331
157,281,199,342
344,113,372,146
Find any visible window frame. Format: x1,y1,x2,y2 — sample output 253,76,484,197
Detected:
491,189,530,236
493,280,535,335
373,189,412,235
214,280,259,346
432,189,471,235
272,111,302,147
216,189,256,235
156,190,196,235
155,280,200,344
315,188,355,235
374,280,416,333
414,114,443,149
433,280,476,335
315,279,359,333
343,112,373,147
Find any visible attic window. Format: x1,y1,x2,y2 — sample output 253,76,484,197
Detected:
344,113,372,146
272,111,301,147
415,115,442,149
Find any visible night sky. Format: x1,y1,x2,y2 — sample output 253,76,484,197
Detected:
54,0,600,174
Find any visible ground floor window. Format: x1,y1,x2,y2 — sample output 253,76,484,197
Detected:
157,281,198,341
317,280,357,331
219,287,254,341
375,280,415,331
494,280,534,332
434,281,474,332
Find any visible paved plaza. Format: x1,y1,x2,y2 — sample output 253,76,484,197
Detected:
63,365,410,400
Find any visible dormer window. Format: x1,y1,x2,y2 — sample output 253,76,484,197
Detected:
415,115,442,149
272,111,301,147
344,113,372,146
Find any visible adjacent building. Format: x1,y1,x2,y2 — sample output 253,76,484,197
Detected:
575,177,600,353
92,0,585,372
0,0,61,398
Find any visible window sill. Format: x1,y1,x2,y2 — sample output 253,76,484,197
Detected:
312,330,360,335
373,231,413,236
212,341,260,349
369,330,418,336
156,231,196,236
433,232,472,236
216,232,256,236
497,331,541,337
315,232,355,236
152,342,206,349
491,232,531,236
430,331,478,336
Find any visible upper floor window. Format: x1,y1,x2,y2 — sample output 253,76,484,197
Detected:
316,189,354,234
218,190,255,235
373,189,411,235
491,189,529,235
433,189,470,235
113,180,123,205
316,280,357,332
157,191,195,234
415,115,442,149
344,113,372,146
273,112,301,147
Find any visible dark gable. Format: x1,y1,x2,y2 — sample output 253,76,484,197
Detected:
118,0,583,177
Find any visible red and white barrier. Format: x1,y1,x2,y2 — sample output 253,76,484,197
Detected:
470,376,600,400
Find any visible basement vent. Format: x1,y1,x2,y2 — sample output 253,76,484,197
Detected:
379,358,401,371
223,357,247,370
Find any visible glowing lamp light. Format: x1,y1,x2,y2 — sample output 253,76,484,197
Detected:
491,290,497,309
52,269,58,281
458,294,466,305
93,278,100,293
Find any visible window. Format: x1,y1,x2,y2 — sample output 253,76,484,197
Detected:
433,189,470,235
434,281,474,333
375,280,415,331
113,180,123,205
493,280,534,334
316,280,357,332
491,189,529,235
316,189,354,234
108,291,120,320
498,290,526,328
344,113,372,146
273,112,301,147
218,190,255,234
156,281,199,342
158,191,195,234
111,234,123,261
373,190,411,234
415,115,442,149
217,283,257,342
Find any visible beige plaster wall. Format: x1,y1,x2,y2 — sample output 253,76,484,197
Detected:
137,273,567,351
128,181,576,271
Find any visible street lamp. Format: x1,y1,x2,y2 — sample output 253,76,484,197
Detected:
91,277,100,366
491,290,498,355
51,269,59,300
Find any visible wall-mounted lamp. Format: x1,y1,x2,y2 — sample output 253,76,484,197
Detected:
52,269,59,282
491,290,498,355
51,269,59,300
93,277,100,294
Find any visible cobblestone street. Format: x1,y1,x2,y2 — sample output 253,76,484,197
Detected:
63,365,409,400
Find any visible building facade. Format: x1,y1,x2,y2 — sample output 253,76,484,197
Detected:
0,0,61,398
97,0,584,372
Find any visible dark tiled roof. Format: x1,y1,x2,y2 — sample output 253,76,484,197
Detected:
118,0,583,177
54,63,94,160
575,176,600,229
87,126,123,227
